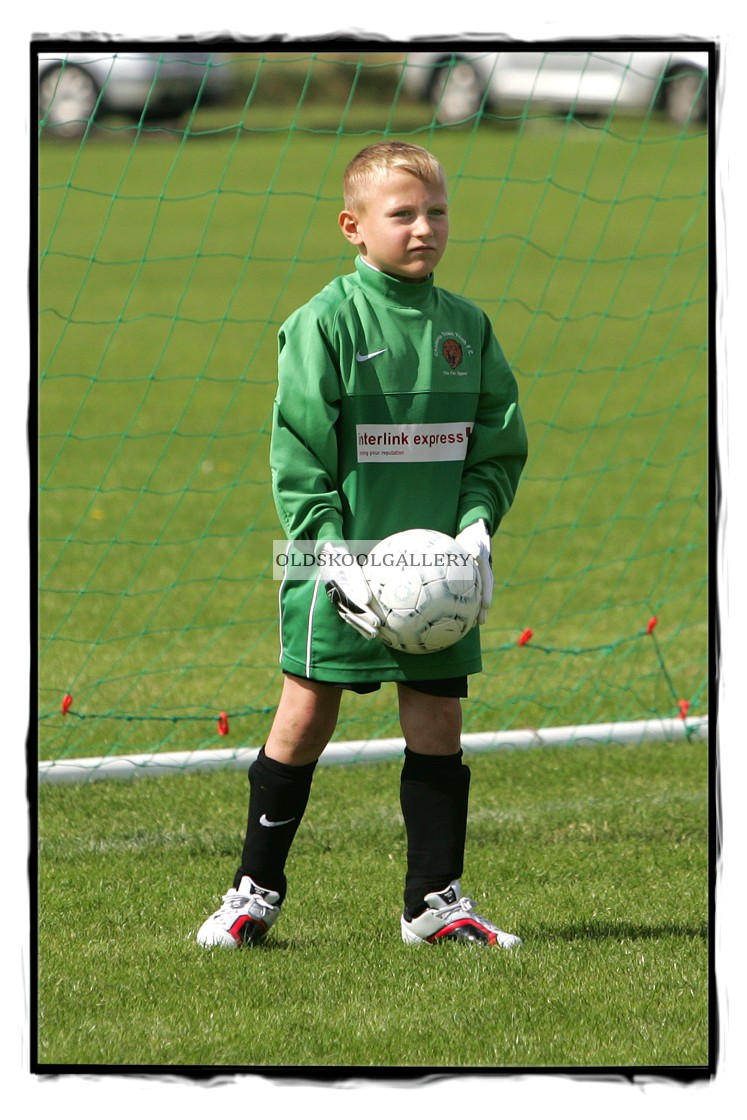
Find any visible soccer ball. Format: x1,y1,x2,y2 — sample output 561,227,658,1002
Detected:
365,528,482,655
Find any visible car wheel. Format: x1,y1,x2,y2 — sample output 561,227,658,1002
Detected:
664,67,707,126
429,59,486,124
39,64,99,138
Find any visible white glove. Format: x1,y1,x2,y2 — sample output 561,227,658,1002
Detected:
318,542,381,640
456,519,494,625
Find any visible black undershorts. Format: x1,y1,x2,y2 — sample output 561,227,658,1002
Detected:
284,672,468,698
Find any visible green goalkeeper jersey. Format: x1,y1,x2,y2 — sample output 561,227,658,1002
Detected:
270,256,528,684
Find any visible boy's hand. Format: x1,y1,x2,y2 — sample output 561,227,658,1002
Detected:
318,543,381,640
456,519,494,625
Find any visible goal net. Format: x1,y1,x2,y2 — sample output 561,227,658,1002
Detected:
36,43,713,781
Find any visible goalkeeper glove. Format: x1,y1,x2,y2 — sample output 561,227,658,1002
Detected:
318,542,381,640
456,519,494,625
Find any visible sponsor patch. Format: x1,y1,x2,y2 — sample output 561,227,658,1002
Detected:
356,422,472,462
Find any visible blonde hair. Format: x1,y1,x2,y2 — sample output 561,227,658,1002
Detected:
342,142,447,212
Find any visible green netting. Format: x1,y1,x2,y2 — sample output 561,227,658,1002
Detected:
36,46,712,769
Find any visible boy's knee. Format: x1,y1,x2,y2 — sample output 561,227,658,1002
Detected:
266,675,342,764
397,685,462,754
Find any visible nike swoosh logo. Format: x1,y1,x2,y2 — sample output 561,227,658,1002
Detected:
260,813,296,828
356,348,388,362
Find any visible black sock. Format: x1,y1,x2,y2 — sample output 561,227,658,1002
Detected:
399,747,471,920
234,747,317,903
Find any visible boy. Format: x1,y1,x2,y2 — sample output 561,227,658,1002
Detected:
197,142,528,949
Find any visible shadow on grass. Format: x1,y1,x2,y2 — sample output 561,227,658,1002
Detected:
548,919,709,942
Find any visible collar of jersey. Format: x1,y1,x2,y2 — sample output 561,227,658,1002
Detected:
354,255,435,307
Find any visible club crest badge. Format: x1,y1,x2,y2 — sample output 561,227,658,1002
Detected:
442,338,463,369
435,331,473,376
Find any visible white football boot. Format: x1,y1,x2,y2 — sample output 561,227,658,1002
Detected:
196,875,281,948
401,880,521,948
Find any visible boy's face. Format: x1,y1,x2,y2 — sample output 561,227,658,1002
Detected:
339,169,449,281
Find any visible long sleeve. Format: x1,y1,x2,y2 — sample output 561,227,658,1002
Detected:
270,309,346,545
457,314,528,535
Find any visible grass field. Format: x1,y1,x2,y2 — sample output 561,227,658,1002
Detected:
34,72,713,1076
36,737,711,1071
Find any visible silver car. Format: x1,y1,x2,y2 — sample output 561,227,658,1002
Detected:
402,48,710,126
37,49,234,138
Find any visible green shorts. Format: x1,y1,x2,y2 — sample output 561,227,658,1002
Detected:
279,577,482,684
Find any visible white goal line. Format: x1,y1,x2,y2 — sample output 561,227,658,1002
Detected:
38,716,709,785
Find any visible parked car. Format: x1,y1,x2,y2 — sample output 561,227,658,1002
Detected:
37,49,234,138
401,49,709,126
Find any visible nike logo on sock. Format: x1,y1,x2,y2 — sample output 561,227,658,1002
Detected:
259,814,296,828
